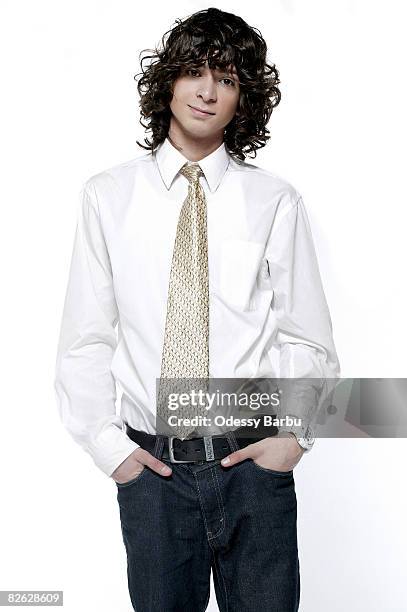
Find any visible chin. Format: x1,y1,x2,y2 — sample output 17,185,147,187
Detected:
182,122,214,136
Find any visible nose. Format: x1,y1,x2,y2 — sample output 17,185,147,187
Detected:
196,73,217,103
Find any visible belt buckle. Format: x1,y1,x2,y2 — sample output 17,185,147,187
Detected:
168,436,215,462
168,437,196,463
203,436,215,460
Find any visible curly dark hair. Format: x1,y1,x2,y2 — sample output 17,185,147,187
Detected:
134,8,281,161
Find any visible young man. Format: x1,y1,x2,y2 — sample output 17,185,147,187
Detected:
54,8,340,612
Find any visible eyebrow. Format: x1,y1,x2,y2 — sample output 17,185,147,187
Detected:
215,66,238,76
195,60,238,77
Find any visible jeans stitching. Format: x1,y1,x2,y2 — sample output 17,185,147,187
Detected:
193,472,212,538
116,467,149,488
194,471,225,544
193,466,226,612
251,460,294,477
211,549,229,612
208,468,226,540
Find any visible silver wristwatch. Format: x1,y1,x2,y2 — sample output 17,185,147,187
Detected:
278,415,315,452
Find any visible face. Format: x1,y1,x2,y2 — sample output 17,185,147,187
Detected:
169,58,240,142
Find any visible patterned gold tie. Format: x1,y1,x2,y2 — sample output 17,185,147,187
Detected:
157,161,210,440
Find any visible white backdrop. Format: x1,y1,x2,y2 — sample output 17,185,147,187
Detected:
1,1,406,610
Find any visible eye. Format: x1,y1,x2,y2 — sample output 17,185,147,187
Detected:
185,69,236,86
186,68,201,77
221,78,236,87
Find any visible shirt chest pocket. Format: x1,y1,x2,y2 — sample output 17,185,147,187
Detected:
219,239,269,311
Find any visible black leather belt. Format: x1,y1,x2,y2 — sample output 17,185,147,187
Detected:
125,416,278,463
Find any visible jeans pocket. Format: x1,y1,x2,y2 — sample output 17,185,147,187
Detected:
115,467,147,488
250,459,293,477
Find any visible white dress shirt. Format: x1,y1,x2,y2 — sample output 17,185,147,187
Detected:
54,136,340,477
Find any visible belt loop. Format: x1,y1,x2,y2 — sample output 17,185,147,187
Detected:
225,430,239,452
153,434,165,460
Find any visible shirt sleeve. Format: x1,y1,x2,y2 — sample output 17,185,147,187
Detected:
265,194,341,429
53,180,139,477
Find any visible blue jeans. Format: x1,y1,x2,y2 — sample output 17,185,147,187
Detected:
116,431,300,611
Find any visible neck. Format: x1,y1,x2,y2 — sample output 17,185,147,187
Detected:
167,122,223,162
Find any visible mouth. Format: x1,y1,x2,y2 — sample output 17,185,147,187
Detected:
188,105,215,116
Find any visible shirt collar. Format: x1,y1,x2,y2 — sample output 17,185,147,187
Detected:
154,137,230,193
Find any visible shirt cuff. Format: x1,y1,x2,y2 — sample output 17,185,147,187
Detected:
86,425,140,478
278,378,325,428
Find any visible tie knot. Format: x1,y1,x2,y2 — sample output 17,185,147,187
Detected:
179,162,203,185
